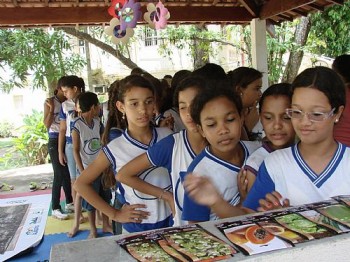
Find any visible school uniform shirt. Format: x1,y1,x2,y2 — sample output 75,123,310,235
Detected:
243,142,350,211
48,96,63,138
147,129,196,227
244,141,274,176
72,117,102,169
103,126,173,233
182,141,260,222
59,99,76,144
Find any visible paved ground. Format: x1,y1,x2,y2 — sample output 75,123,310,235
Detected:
0,164,54,195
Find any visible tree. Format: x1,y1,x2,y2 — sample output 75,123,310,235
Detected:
308,1,350,58
0,28,85,94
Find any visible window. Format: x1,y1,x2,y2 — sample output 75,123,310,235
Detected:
144,28,158,46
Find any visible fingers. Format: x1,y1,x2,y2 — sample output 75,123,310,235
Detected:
258,191,289,211
122,204,149,223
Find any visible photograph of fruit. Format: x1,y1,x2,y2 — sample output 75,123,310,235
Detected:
275,213,335,240
258,221,307,244
222,223,292,255
299,209,350,234
317,204,350,227
126,240,177,262
163,227,235,261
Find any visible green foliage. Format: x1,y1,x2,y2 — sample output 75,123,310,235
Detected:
12,110,48,166
309,2,350,57
0,28,86,93
0,120,14,138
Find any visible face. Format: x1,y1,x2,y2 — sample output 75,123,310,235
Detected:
290,87,342,146
61,86,77,100
117,86,155,129
199,96,242,158
93,103,101,117
178,87,200,133
260,96,295,150
240,78,262,108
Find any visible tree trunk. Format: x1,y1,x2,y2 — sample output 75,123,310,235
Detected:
84,28,93,91
282,16,311,83
58,27,143,71
193,25,209,69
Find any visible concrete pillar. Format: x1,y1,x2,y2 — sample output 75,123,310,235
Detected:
250,18,268,91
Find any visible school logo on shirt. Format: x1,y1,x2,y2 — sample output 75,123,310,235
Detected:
83,138,101,156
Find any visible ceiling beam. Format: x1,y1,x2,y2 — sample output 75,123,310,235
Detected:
260,0,316,19
291,8,308,16
325,0,344,5
238,0,259,16
309,3,324,11
0,6,253,26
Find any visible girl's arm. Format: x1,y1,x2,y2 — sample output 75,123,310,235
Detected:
58,120,67,166
184,174,250,218
72,129,84,173
117,153,175,214
75,151,149,223
43,97,54,129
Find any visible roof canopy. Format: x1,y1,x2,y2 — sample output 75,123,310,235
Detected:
0,0,346,27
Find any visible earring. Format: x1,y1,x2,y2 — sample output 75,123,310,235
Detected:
335,119,339,123
122,112,125,120
240,92,243,96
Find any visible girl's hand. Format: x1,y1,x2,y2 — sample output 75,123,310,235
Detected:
184,173,221,207
45,97,54,111
162,191,176,217
114,204,149,223
159,115,174,131
59,152,67,166
257,191,290,212
237,169,248,201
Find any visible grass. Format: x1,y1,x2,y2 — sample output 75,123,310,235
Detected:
0,137,14,148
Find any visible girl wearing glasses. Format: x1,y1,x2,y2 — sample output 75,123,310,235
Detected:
184,67,348,217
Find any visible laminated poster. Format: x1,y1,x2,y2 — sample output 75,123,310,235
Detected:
332,195,350,208
316,203,350,228
216,220,292,255
117,224,236,262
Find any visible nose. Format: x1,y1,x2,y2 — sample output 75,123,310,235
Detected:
218,122,229,135
273,118,283,129
300,112,312,124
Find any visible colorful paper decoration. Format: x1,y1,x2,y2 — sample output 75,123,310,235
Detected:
120,0,141,30
104,18,134,44
108,0,127,19
144,1,170,30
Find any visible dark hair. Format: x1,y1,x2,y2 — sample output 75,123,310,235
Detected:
76,92,99,113
227,67,262,91
60,75,85,93
172,76,207,108
259,83,292,113
190,81,243,125
117,74,155,129
171,70,192,90
292,66,346,113
332,54,350,84
102,80,121,146
130,67,146,75
192,63,227,82
54,76,66,95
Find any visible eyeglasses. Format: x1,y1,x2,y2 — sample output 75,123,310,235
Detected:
285,108,335,122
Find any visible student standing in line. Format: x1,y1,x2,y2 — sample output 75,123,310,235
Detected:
117,76,209,226
332,54,350,147
75,75,173,232
227,67,263,140
58,75,85,214
239,83,296,197
44,76,73,220
184,67,348,218
68,92,112,238
181,83,260,223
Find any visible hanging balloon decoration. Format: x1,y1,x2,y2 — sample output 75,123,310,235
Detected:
108,0,126,19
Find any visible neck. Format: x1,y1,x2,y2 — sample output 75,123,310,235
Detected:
187,130,207,155
127,125,153,144
298,139,338,158
209,142,244,166
82,113,93,125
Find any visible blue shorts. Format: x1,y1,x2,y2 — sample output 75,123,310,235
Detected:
82,176,112,212
65,143,78,180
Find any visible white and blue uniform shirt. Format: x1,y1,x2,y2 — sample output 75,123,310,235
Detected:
48,96,63,138
182,141,260,222
244,142,350,211
244,141,274,176
103,127,173,232
72,117,102,169
59,99,77,144
147,129,196,226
